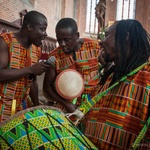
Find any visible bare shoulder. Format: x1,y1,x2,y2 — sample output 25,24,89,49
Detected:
0,36,8,52
77,38,84,44
0,36,9,69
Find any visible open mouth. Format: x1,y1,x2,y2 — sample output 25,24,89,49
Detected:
101,48,105,53
100,48,105,58
41,37,45,40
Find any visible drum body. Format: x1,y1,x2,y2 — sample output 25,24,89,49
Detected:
0,106,97,150
56,69,84,100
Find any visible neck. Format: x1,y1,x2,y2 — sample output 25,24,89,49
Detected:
72,42,82,52
14,30,31,49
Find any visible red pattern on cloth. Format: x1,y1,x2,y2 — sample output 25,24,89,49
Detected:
85,64,150,150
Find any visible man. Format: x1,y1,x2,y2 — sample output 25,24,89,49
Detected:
43,18,101,114
0,11,50,123
84,19,150,149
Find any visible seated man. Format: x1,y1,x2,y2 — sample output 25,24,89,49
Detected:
43,18,101,114
85,19,150,149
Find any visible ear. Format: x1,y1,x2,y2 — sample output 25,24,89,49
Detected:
27,24,32,31
76,32,80,39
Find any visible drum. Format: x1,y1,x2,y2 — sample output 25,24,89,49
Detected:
0,105,97,150
56,69,84,100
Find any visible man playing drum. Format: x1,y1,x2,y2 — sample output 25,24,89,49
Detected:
43,18,101,131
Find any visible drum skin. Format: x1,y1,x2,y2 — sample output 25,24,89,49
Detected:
56,69,84,100
0,106,97,150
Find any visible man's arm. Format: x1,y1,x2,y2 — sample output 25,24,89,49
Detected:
29,76,39,106
0,37,50,83
0,37,32,82
43,65,77,113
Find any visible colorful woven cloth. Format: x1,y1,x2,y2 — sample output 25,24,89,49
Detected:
49,38,101,107
85,64,150,150
0,106,98,150
0,32,41,123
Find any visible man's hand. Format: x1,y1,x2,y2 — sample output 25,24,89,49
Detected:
29,62,50,76
65,102,77,113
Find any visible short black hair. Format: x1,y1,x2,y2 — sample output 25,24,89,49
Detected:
55,18,78,34
22,10,47,26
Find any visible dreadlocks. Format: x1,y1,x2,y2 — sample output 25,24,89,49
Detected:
102,19,150,85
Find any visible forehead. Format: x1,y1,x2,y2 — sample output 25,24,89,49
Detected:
106,23,117,34
56,28,73,37
33,17,47,26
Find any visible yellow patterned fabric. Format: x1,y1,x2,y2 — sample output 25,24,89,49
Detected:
0,106,98,150
0,32,41,123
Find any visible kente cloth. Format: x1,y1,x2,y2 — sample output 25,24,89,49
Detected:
85,64,150,150
0,32,41,123
49,38,101,108
0,106,98,150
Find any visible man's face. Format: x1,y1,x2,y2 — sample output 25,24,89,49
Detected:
29,18,47,47
56,27,79,54
100,24,117,63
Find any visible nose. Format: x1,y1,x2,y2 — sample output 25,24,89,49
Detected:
98,39,103,47
44,31,47,37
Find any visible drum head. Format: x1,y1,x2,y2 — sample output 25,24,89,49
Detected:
56,69,84,99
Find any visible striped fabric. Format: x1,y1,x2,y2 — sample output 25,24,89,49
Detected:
49,38,101,107
0,32,41,123
85,64,150,149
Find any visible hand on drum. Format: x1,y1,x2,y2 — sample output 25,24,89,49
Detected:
65,101,77,113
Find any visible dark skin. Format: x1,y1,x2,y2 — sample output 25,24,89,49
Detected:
98,49,107,66
43,27,81,113
99,24,117,64
99,23,131,66
0,16,50,106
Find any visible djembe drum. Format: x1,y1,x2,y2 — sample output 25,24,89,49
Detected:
56,69,84,100
0,105,97,150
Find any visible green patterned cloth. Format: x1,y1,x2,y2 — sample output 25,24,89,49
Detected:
0,106,97,150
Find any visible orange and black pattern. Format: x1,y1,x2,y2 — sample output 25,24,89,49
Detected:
85,64,150,150
0,32,41,123
49,38,101,106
